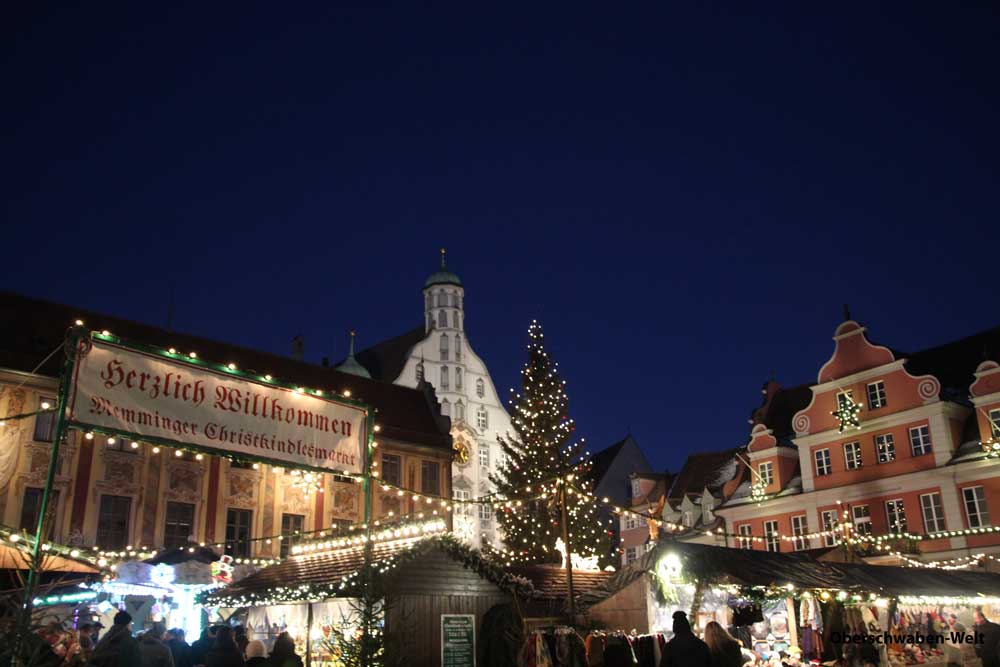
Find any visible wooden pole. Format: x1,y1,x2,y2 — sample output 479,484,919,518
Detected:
559,481,576,621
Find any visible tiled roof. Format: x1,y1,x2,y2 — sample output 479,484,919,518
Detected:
506,564,612,601
586,437,630,486
667,449,739,501
0,292,451,450
753,384,812,440
899,324,1000,401
351,326,427,382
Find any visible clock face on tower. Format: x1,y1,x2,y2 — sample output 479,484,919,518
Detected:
453,438,470,465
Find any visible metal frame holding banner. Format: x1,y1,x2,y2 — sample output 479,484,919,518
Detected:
21,326,377,648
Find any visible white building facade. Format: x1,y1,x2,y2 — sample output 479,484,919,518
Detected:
344,253,513,549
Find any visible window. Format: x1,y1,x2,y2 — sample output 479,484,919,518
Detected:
33,396,56,442
991,409,1000,439
875,434,896,463
764,520,779,552
920,493,945,534
909,426,932,456
867,381,887,409
638,515,648,527
452,312,459,329
885,499,907,533
381,454,401,486
814,449,832,476
19,488,59,532
106,438,137,454
164,502,195,549
415,362,424,382
625,514,637,530
791,515,808,551
438,310,447,328
455,367,463,390
455,401,465,421
439,334,449,360
631,478,642,498
230,460,255,469
97,495,131,551
479,502,492,522
625,546,638,564
476,379,485,398
479,445,490,468
964,486,991,528
440,366,449,390
757,462,774,486
476,406,488,431
441,399,450,417
844,442,862,470
421,461,440,495
225,508,252,558
737,524,753,549
453,488,470,515
821,510,839,547
455,335,462,360
425,293,432,309
436,292,445,307
280,513,304,558
851,505,872,535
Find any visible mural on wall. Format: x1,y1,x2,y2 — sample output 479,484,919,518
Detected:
229,473,258,507
167,463,203,502
329,482,359,521
0,388,27,494
281,483,308,514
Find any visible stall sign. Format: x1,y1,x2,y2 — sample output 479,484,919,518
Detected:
441,614,475,667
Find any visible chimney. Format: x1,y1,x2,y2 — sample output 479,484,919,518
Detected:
291,335,304,361
321,356,330,368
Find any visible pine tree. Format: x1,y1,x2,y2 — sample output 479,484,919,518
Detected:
489,321,611,566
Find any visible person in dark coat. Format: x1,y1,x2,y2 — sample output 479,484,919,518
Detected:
204,627,244,667
92,612,142,667
190,627,218,667
704,622,743,667
661,611,711,667
973,609,1000,667
139,623,175,667
166,629,192,667
244,641,270,667
268,633,302,667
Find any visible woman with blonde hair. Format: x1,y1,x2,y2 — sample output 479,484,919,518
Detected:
703,622,744,667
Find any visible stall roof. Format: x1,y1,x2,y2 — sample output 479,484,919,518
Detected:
579,540,1000,607
0,526,104,574
203,533,534,606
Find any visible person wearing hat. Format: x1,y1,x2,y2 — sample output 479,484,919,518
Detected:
92,611,141,667
140,622,175,667
661,611,711,667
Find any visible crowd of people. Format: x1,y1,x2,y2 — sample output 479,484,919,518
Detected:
39,611,304,667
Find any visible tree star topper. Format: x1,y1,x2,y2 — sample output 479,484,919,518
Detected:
832,392,862,432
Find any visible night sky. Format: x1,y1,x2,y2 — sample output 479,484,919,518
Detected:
4,3,999,472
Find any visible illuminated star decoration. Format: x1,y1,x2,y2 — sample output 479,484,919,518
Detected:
750,481,768,504
831,393,862,433
981,438,1000,459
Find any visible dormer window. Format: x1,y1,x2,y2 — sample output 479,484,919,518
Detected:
757,462,774,486
631,478,641,498
867,381,887,409
990,409,1000,439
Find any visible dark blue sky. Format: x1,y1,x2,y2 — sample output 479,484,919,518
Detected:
4,3,999,472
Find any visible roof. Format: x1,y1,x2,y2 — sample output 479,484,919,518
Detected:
352,326,427,382
424,270,463,288
203,533,532,605
587,437,631,486
579,539,1000,608
0,292,451,450
752,384,812,440
900,324,1000,402
667,449,740,501
507,564,613,617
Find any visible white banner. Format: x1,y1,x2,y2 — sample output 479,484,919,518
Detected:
70,340,366,474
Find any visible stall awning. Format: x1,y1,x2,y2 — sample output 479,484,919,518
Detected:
0,526,104,574
579,539,1000,607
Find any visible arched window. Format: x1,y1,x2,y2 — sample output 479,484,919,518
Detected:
441,399,450,416
454,335,462,360
455,400,465,421
425,293,432,309
439,334,449,360
455,367,463,389
415,362,424,382
427,313,433,330
440,366,449,390
452,311,459,328
438,311,448,329
476,406,488,431
436,291,445,307
476,379,485,398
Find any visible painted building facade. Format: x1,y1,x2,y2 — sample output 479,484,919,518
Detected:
681,317,1000,562
0,292,453,560
350,253,513,549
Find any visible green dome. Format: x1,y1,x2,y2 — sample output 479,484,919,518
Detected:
334,355,371,379
424,270,463,288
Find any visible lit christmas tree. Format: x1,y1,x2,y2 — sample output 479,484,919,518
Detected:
488,321,612,566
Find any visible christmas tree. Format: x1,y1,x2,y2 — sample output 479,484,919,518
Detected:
489,321,611,566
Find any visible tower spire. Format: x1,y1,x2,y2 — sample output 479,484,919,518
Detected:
440,247,447,269
333,329,371,378
349,329,357,356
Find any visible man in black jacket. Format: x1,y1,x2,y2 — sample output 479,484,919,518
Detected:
92,612,142,667
661,611,711,667
974,608,1000,667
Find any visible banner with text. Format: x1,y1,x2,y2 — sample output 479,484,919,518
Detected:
70,339,366,474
